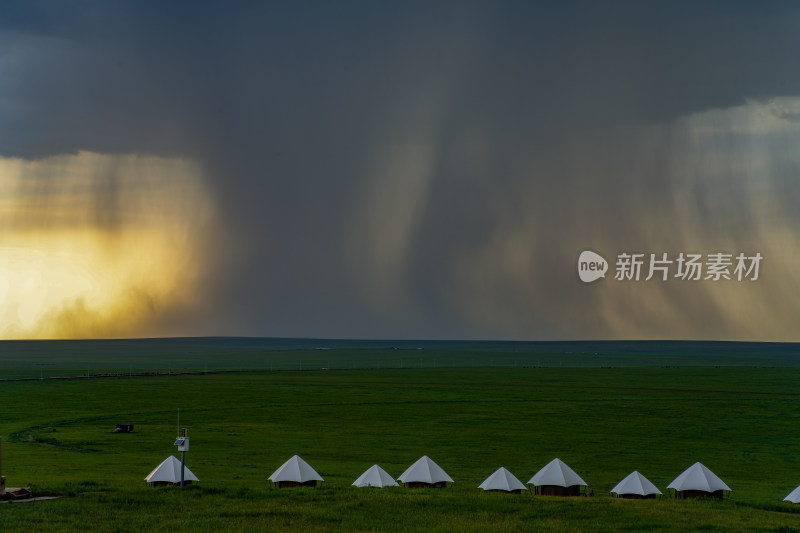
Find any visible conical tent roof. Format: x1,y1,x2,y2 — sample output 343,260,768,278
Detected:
527,458,587,487
397,456,454,484
667,462,731,492
478,467,528,492
783,484,800,503
145,455,199,484
610,471,662,496
269,455,324,483
352,464,399,488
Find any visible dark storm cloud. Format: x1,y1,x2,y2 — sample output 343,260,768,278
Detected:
2,1,800,340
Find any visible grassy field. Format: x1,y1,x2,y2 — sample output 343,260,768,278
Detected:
1,341,800,531
1,337,799,379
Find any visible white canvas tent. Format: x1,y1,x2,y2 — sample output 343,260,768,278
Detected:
783,485,800,503
269,455,324,488
145,455,199,486
527,458,587,496
667,462,730,499
397,455,453,488
610,471,662,499
352,464,399,488
478,467,527,493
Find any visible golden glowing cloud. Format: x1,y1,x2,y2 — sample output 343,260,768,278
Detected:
0,151,216,339
447,97,800,341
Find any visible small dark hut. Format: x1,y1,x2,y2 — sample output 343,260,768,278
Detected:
274,480,319,488
617,492,656,500
148,479,195,488
674,489,723,499
535,484,581,497
403,481,447,489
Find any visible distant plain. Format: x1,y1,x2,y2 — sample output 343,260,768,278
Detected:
1,339,799,532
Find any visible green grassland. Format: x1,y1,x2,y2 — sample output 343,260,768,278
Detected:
1,341,800,531
1,338,799,379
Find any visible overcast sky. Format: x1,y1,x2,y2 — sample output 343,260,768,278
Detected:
1,1,799,341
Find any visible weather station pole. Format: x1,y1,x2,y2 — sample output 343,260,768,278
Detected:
175,427,189,489
181,428,186,488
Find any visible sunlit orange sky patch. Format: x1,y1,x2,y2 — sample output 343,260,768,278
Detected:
0,152,215,339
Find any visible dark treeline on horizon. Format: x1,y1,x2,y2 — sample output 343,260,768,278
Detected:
2,337,800,358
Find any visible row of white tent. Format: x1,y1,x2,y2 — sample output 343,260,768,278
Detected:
350,457,731,497
146,454,800,502
270,455,733,497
